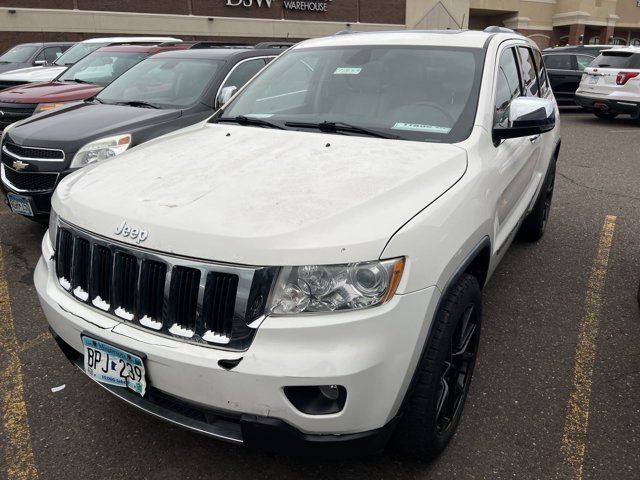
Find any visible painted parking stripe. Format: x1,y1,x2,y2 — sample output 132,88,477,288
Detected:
0,243,38,480
559,215,616,480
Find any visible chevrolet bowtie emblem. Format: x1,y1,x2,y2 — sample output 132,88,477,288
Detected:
12,160,29,171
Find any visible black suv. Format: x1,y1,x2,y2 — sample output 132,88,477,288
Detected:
0,47,281,220
542,45,612,103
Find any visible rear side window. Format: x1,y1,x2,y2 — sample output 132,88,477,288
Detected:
495,47,522,125
592,51,640,69
543,54,572,70
518,47,540,97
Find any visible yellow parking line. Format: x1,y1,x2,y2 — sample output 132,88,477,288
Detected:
0,243,38,480
559,215,616,480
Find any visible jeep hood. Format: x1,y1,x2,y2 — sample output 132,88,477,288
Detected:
53,123,467,266
0,65,65,83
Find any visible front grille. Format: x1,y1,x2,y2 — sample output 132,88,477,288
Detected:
54,221,276,350
0,101,36,130
3,142,65,161
1,164,58,192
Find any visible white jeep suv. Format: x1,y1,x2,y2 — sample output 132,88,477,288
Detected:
35,29,560,459
575,46,640,119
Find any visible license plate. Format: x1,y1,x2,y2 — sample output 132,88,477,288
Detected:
82,336,147,396
6,193,34,217
589,75,599,84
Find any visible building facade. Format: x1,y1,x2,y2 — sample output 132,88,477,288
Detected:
0,1,639,51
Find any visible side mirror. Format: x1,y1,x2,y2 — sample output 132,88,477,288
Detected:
33,59,47,66
493,97,556,142
216,86,237,109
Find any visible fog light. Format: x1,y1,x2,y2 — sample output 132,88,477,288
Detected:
319,385,340,401
284,385,347,415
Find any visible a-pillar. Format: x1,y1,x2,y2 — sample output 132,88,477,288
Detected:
568,23,585,45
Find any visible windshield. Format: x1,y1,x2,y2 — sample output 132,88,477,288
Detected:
0,45,39,63
220,45,484,143
58,51,148,85
97,57,222,109
590,51,640,69
54,42,108,66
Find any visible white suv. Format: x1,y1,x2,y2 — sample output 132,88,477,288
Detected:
35,29,560,459
575,46,640,119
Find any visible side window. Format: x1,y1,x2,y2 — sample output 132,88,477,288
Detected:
542,54,572,70
44,47,63,64
533,49,550,96
518,47,540,97
221,58,266,91
576,55,594,71
495,48,522,126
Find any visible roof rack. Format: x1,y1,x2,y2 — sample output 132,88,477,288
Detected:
254,42,295,49
484,26,515,34
334,30,361,35
188,41,249,49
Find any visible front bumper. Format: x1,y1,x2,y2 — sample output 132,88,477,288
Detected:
35,234,440,454
574,92,640,114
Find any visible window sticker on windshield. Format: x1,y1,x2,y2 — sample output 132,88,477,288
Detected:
391,122,451,134
334,67,362,75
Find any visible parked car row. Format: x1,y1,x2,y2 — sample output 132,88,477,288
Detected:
1,46,280,218
2,29,561,460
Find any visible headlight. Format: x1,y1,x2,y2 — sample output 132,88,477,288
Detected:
268,258,405,315
34,102,68,114
70,134,132,168
48,208,59,249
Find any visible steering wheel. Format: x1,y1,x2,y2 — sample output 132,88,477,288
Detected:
410,101,455,126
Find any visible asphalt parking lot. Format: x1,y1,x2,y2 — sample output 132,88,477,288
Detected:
0,110,639,480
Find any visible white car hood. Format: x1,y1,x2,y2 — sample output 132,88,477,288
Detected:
0,65,65,82
54,124,467,266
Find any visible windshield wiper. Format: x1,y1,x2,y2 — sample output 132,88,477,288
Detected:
284,121,400,139
217,115,286,130
67,78,91,84
116,100,160,109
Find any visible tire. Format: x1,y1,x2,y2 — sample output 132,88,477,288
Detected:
593,111,618,119
517,158,556,242
391,273,482,460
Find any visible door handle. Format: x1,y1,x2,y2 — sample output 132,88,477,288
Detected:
529,135,540,143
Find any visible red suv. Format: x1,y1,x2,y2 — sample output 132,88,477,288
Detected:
0,43,188,130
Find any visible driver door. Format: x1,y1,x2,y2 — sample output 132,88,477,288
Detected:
492,44,542,253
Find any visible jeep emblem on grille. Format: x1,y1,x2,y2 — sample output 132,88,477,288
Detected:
12,160,29,171
114,220,148,244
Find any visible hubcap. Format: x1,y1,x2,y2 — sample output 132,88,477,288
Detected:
435,304,479,433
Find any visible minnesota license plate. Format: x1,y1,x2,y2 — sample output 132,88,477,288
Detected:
7,192,34,217
82,336,147,396
589,75,599,84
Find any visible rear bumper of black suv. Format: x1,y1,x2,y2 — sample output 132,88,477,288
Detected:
575,93,640,114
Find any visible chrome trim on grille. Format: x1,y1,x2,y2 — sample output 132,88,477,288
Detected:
55,219,276,351
3,143,65,162
1,163,59,193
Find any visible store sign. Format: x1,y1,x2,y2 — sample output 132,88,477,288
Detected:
226,0,331,12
